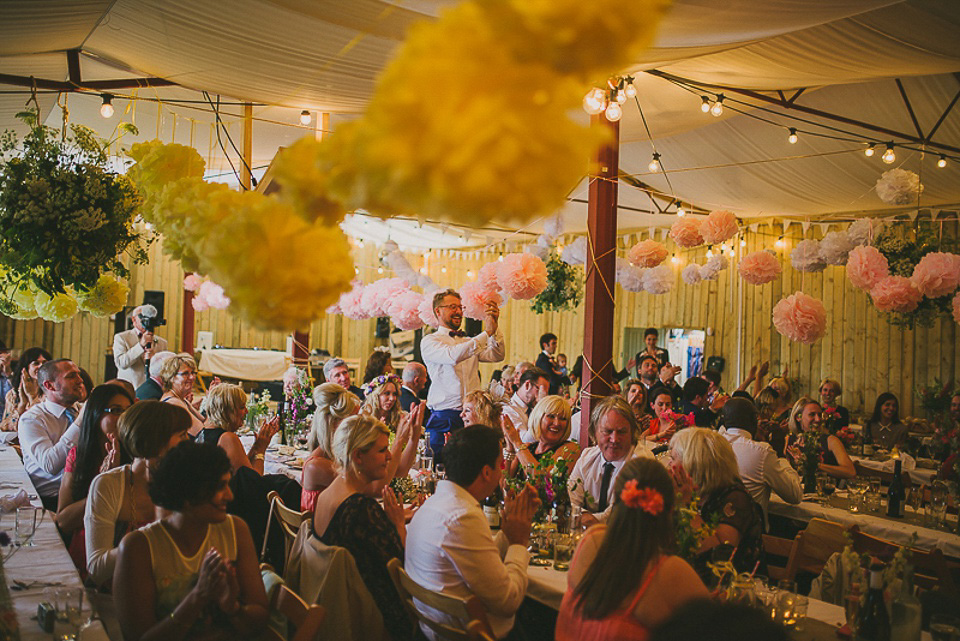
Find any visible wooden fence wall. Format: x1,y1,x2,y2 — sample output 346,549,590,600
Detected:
1,218,955,418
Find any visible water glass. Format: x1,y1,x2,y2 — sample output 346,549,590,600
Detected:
54,587,85,640
434,464,446,480
553,533,574,571
15,506,39,546
528,525,551,566
930,614,960,641
865,491,882,514
777,591,799,627
792,595,809,631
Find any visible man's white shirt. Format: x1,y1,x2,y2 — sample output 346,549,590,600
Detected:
420,327,504,411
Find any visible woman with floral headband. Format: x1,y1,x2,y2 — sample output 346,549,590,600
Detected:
557,458,708,641
362,374,405,432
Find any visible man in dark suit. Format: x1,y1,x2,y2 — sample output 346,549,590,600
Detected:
535,333,568,395
134,351,174,400
400,362,429,420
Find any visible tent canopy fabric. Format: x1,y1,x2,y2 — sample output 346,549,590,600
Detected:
2,0,960,236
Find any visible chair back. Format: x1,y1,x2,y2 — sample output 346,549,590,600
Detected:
272,583,326,641
762,534,799,582
262,490,310,567
785,518,847,580
387,558,494,641
853,461,912,488
849,528,959,592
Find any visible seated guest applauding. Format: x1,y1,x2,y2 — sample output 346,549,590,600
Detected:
86,401,191,586
503,395,580,479
864,392,908,450
669,428,764,579
788,397,855,480
158,353,206,437
301,383,360,512
406,425,540,641
362,374,405,432
647,390,679,444
681,377,725,428
1,347,51,432
818,378,850,429
114,442,268,641
557,458,708,641
198,384,280,475
460,389,502,428
312,414,413,641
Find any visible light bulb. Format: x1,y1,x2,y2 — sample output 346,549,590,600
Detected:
648,153,661,173
357,240,364,248
377,267,384,274
864,144,875,157
498,254,504,262
882,144,896,164
299,110,311,125
144,222,153,232
706,249,713,258
354,268,359,275
710,96,724,117
775,238,785,249
671,255,680,265
938,155,947,168
787,128,798,144
615,89,627,105
604,102,622,122
740,239,746,247
419,267,427,275
677,207,686,217
700,96,711,113
441,266,447,274
100,94,114,118
582,88,606,115
466,270,474,278
624,82,637,99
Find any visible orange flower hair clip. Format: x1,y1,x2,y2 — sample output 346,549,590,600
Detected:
620,480,664,516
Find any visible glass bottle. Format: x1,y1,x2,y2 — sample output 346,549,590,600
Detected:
856,563,891,641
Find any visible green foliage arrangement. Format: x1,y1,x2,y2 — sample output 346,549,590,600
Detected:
530,251,582,314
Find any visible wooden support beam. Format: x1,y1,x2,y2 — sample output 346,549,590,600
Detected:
181,279,195,354
895,78,924,139
66,50,82,86
0,72,176,92
579,116,620,445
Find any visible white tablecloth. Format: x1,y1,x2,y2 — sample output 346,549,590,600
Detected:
0,446,112,641
197,349,292,381
851,455,938,485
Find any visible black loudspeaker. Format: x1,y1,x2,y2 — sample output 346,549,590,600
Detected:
375,317,390,338
707,356,725,372
464,318,482,337
142,290,165,320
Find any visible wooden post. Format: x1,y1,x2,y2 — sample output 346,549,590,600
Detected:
181,277,195,354
579,116,620,445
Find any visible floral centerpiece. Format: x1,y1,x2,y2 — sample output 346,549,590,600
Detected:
787,431,824,493
506,451,576,524
916,379,955,423
244,389,272,431
530,251,583,314
822,407,846,435
835,426,858,450
674,494,716,565
0,109,147,318
282,367,314,444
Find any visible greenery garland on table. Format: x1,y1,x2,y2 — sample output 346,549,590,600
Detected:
872,225,959,328
530,251,582,314
0,109,147,318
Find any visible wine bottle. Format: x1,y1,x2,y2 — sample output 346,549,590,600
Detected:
890,563,921,641
887,459,905,518
856,563,891,641
483,486,503,530
421,438,435,472
278,399,287,445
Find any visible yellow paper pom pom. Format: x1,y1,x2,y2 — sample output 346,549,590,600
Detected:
1,286,39,320
33,291,78,323
271,138,346,226
76,274,130,317
128,141,206,198
148,178,233,271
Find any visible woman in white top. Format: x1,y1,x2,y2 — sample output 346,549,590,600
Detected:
84,400,191,586
158,353,206,437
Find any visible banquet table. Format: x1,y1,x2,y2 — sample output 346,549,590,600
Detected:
0,445,113,641
197,348,292,381
769,493,960,558
850,454,938,485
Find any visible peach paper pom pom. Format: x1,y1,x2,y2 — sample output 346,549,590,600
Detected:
669,217,703,248
738,250,782,285
478,263,500,292
183,274,204,292
360,278,409,317
911,252,960,299
773,292,827,344
386,289,426,330
627,239,669,268
417,292,440,328
870,276,923,313
699,210,739,245
497,253,548,299
460,281,503,320
846,246,889,291
339,281,370,320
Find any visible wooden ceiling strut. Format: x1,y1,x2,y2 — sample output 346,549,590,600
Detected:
894,78,924,139
787,89,805,104
645,69,960,156
925,81,960,143
0,50,177,93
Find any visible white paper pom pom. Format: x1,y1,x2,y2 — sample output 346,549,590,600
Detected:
643,265,675,295
616,257,645,292
818,230,855,266
699,254,729,281
791,239,827,272
561,236,588,266
542,215,565,241
847,218,881,247
383,239,399,253
526,241,550,260
682,264,702,285
875,168,923,205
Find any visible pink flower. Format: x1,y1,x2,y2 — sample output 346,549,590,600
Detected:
954,292,960,324
497,253,548,300
871,276,923,313
619,480,664,515
738,250,782,285
911,252,960,298
360,278,409,317
699,210,739,245
669,218,703,248
183,274,205,292
478,263,500,292
846,246,889,291
386,289,425,330
459,281,503,320
773,292,827,344
627,239,669,268
339,280,370,320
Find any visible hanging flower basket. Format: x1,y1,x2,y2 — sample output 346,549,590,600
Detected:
530,251,583,314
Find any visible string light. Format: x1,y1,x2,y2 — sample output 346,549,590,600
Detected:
582,76,636,122
377,267,384,274
615,89,627,105
671,255,681,265
710,94,724,117
441,266,447,274
938,155,947,168
466,270,474,278
357,240,364,248
582,88,606,115
99,94,114,118
648,152,661,173
882,143,896,164
624,82,637,99
864,144,875,157
676,207,686,217
604,101,622,122
775,237,785,249
700,96,711,113
354,267,359,275
419,267,428,275
740,239,747,247
299,110,312,126
787,128,798,144
498,254,504,262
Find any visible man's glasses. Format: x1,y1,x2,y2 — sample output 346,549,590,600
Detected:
438,304,464,312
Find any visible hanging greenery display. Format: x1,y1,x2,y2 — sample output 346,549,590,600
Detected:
530,251,582,314
0,109,147,315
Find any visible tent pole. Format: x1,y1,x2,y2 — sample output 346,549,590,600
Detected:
579,116,619,445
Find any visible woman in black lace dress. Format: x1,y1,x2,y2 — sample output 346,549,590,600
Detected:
311,413,416,641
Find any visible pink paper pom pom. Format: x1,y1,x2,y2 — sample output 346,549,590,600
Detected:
497,253,548,300
738,250,782,285
773,292,827,344
911,252,960,298
871,276,923,313
360,278,409,317
183,274,204,292
191,295,210,312
197,281,230,310
478,263,500,292
339,281,370,320
460,281,504,320
846,246,889,291
699,210,739,245
669,218,704,249
953,292,960,324
418,290,440,328
627,239,669,268
386,289,426,330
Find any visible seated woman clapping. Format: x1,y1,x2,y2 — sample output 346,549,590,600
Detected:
557,458,708,641
197,383,280,475
114,442,268,641
502,395,580,478
301,383,361,512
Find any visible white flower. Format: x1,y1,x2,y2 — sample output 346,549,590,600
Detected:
615,257,645,292
561,236,587,266
699,254,729,281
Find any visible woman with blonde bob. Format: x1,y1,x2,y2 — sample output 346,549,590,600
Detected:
301,383,361,511
669,428,763,578
557,458,708,640
158,353,206,436
787,396,855,480
460,389,502,428
198,383,280,475
312,414,413,641
503,395,580,478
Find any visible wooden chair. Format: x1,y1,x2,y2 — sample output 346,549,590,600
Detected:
262,490,311,569
387,558,494,641
762,533,799,582
849,528,960,593
261,564,326,641
784,518,848,582
853,461,912,488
